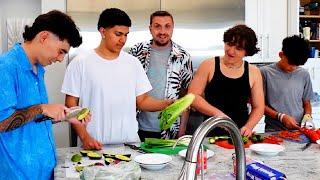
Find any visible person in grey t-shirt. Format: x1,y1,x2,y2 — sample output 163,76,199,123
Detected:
260,35,314,131
129,11,193,141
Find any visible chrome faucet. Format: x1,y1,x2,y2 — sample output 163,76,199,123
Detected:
178,117,246,180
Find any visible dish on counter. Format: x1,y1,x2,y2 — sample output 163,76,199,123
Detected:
249,143,285,156
134,153,172,170
178,149,215,159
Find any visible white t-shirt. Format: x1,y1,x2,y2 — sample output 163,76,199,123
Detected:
61,50,152,144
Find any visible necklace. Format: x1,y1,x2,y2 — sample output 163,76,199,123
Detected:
222,60,243,69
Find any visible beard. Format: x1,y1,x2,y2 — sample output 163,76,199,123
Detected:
153,37,170,47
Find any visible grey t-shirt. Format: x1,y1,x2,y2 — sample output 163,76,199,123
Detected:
138,46,171,132
260,63,314,131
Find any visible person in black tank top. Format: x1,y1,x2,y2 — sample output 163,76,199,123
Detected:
204,56,251,136
188,25,265,137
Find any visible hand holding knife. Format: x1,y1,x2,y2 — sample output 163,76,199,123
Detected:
35,106,90,124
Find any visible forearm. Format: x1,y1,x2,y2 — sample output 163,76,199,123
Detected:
245,106,264,130
137,95,170,112
191,95,225,117
179,110,189,134
303,100,312,115
264,105,278,120
71,123,91,141
0,105,42,132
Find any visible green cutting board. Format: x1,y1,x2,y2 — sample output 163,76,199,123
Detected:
140,143,187,155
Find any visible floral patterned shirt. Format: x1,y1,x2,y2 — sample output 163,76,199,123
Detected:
129,40,193,138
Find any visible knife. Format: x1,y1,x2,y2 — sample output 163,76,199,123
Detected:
301,142,312,151
35,107,87,123
124,143,146,153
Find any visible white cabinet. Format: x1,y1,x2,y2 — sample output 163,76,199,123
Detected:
245,0,288,63
303,58,320,128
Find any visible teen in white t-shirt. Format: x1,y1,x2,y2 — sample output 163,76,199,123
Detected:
62,50,151,144
61,8,172,149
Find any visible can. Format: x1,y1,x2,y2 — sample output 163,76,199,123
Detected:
196,148,207,175
232,153,255,176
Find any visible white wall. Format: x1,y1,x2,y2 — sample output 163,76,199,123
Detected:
41,0,66,13
0,0,41,53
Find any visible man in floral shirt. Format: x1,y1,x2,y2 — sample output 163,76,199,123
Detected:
129,11,193,140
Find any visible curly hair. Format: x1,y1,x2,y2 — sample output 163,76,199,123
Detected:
23,10,82,48
97,8,131,30
223,24,259,56
282,35,310,66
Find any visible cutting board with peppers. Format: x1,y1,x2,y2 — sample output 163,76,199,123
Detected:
210,134,283,149
275,129,320,144
299,128,320,144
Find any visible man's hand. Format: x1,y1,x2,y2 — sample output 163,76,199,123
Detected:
282,114,300,129
68,114,91,125
240,126,253,137
40,104,67,122
81,135,103,150
66,107,91,125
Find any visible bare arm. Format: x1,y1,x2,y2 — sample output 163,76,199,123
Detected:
303,100,312,115
188,59,226,117
177,110,189,137
65,95,102,150
65,95,87,140
0,103,67,132
177,89,190,137
136,93,173,111
264,105,279,120
0,105,42,132
243,67,265,132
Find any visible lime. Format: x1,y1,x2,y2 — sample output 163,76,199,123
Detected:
71,154,82,162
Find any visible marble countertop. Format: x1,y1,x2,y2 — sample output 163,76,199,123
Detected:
54,140,320,180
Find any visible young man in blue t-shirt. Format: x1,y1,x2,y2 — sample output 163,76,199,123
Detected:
0,10,84,179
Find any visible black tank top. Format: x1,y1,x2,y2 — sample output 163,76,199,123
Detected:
204,57,251,135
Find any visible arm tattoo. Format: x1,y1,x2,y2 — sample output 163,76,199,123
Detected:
0,105,42,132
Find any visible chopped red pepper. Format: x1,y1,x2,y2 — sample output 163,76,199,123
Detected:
300,128,320,143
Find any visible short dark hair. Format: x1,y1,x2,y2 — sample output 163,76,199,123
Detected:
282,35,309,66
97,8,131,30
150,11,174,25
23,10,82,48
223,24,259,56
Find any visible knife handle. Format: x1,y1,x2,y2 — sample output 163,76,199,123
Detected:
35,116,53,123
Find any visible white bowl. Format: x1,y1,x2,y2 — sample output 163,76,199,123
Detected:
249,143,285,156
134,153,172,170
138,162,169,170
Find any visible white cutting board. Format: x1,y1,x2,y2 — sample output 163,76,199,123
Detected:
65,158,104,178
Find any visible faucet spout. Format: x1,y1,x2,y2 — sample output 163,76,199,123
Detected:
178,116,246,180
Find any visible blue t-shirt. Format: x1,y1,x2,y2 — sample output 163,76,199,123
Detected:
0,44,56,179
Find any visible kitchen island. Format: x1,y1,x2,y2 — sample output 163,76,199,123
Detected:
55,140,320,179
